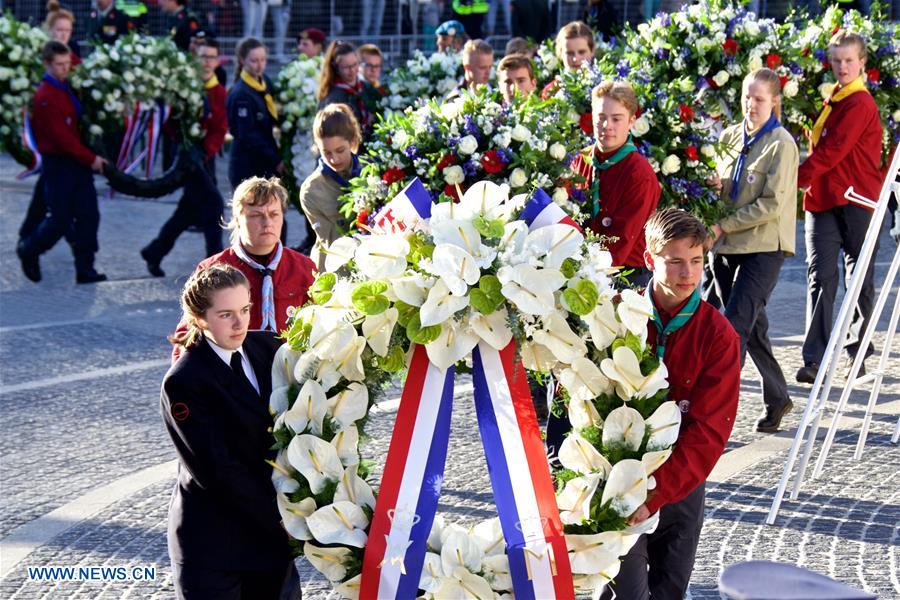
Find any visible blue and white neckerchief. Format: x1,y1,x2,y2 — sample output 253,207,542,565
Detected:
318,154,360,189
232,241,283,331
43,72,82,118
730,113,780,200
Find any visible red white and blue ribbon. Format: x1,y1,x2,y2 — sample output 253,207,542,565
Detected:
144,100,171,178
16,108,42,180
360,344,455,599
372,177,434,233
521,188,581,232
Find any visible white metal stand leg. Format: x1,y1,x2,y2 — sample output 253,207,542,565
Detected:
892,415,900,444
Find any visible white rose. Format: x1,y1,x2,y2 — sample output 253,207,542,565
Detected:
493,131,512,149
712,70,730,87
700,144,715,157
548,142,566,161
747,54,763,72
696,37,713,54
783,80,799,98
443,165,465,185
819,82,836,100
632,115,650,137
552,187,569,204
678,77,694,93
893,109,900,122
510,124,531,143
509,167,528,188
743,20,760,36
440,101,461,120
661,155,682,175
458,135,478,155
393,129,409,149
89,124,103,136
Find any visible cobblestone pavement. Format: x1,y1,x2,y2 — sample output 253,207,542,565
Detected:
1,154,898,599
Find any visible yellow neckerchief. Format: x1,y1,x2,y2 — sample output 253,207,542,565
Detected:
204,74,219,90
811,76,867,147
240,70,277,120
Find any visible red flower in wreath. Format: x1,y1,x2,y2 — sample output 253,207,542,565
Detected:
382,167,406,185
356,209,369,227
766,53,782,69
866,68,880,83
437,153,457,170
822,59,830,70
443,183,461,200
722,38,738,57
779,75,789,89
481,149,505,174
579,112,593,134
678,103,695,123
685,145,699,161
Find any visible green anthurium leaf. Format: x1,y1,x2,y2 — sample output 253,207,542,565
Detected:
560,258,579,280
563,278,599,316
351,281,390,315
407,235,435,267
624,331,645,362
394,300,417,327
470,274,505,315
406,313,442,345
470,289,495,315
376,345,406,373
309,273,337,304
473,215,506,239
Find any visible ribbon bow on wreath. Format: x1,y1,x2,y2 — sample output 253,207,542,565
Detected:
269,178,680,600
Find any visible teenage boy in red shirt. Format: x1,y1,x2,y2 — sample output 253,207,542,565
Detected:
795,30,884,384
570,80,660,287
603,208,741,600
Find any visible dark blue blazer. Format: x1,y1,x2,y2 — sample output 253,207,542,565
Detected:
226,75,281,188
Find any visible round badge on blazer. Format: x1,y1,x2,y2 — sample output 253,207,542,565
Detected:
256,112,265,120
286,305,297,318
171,402,190,422
746,173,757,184
677,399,691,413
601,217,613,227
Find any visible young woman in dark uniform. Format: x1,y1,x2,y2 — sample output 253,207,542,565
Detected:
161,264,291,599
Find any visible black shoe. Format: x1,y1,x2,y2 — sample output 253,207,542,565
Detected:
76,271,108,284
795,363,819,384
845,356,866,380
140,247,165,277
756,400,794,433
16,240,41,282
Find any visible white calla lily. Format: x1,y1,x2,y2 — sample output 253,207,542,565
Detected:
391,274,431,306
625,509,660,536
327,383,369,429
330,425,359,465
269,385,291,417
277,493,316,540
434,569,495,600
324,237,359,272
602,405,646,451
306,500,369,547
468,308,513,350
568,397,602,430
295,353,342,392
431,219,480,251
559,357,611,401
482,554,513,591
533,312,588,363
498,264,564,315
283,379,328,436
601,459,648,517
419,552,444,592
499,221,528,257
362,307,398,356
335,335,367,382
308,309,356,360
286,434,344,494
520,340,557,372
420,279,470,327
645,401,682,451
440,530,483,575
569,544,620,578
334,464,376,509
557,473,602,525
458,180,509,220
617,289,654,337
323,280,358,311
583,299,620,352
272,344,301,390
270,449,299,494
472,518,505,556
525,224,584,269
425,319,479,370
641,449,672,475
566,530,639,561
601,346,669,401
432,243,481,296
354,235,410,279
427,514,446,552
304,542,351,581
559,433,612,477
334,574,361,600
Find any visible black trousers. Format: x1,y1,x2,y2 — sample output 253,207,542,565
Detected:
20,155,99,275
172,560,292,600
803,205,877,366
713,251,789,411
19,174,48,239
143,159,224,263
602,482,706,600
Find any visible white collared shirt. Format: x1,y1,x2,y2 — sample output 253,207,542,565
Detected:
207,337,260,395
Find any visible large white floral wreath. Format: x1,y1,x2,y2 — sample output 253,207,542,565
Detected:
268,180,681,599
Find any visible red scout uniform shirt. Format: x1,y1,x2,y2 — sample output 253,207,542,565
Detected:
201,78,228,161
570,145,661,268
644,289,741,514
31,78,96,166
798,89,883,212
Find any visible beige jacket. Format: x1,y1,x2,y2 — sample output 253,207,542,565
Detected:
299,167,347,272
716,123,799,256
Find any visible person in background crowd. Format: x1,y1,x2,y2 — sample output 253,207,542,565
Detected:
360,0,386,38
541,21,595,99
358,43,386,94
511,0,552,43
497,53,536,103
451,0,488,40
316,41,376,139
709,68,799,433
297,27,326,58
601,208,740,600
160,0,203,51
584,0,619,39
450,38,493,97
435,19,467,53
141,38,228,278
795,30,884,384
87,0,138,45
161,264,292,600
571,80,661,286
299,104,362,272
17,41,109,284
171,177,316,361
242,0,266,39
486,0,511,37
265,0,292,63
504,36,535,58
227,38,283,190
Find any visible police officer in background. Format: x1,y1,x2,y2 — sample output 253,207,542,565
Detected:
160,0,203,51
86,0,140,45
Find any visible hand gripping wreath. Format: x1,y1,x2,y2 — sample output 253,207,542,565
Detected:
268,179,681,599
